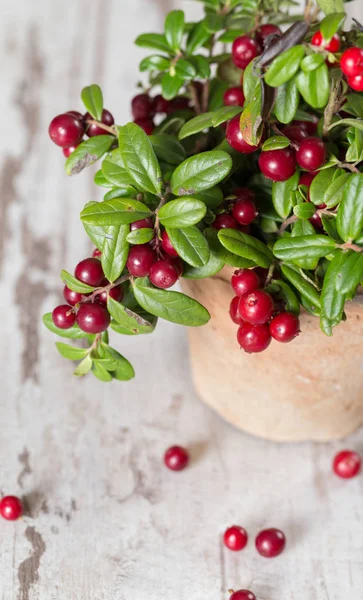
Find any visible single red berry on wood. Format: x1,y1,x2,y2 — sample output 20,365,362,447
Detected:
74,257,105,287
311,31,340,53
130,218,153,231
296,137,327,171
256,23,282,46
229,296,245,325
164,446,189,471
239,290,274,325
85,109,114,137
127,244,156,277
223,87,245,107
98,284,124,304
62,143,81,158
149,259,179,289
226,115,262,154
131,93,153,119
232,198,258,225
270,312,300,343
237,322,271,353
348,73,363,91
255,528,286,558
161,230,179,257
92,248,102,258
152,94,169,114
232,35,261,69
230,591,256,600
52,305,76,329
63,285,84,306
340,47,363,77
0,496,23,521
258,148,296,182
49,113,85,148
333,450,361,479
76,303,110,334
231,269,260,297
213,214,238,230
224,526,248,551
283,124,308,144
133,118,154,135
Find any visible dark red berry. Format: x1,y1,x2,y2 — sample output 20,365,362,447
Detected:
85,109,114,137
167,96,191,113
255,528,286,558
164,255,184,276
133,118,154,135
230,591,256,600
49,113,85,148
161,230,179,257
299,172,316,187
152,94,169,114
232,35,261,70
256,24,282,46
229,296,245,325
333,450,361,479
239,290,274,325
98,284,124,304
74,258,105,287
283,124,308,144
226,115,262,154
149,259,179,289
63,285,84,306
348,73,363,91
126,244,156,277
223,87,245,107
270,312,300,343
296,137,327,171
52,305,76,329
76,303,110,333
92,248,102,258
340,47,363,77
293,118,318,137
130,218,153,231
131,93,153,119
312,31,340,53
212,214,238,230
67,110,84,120
231,269,260,297
232,198,258,225
224,526,248,551
258,148,296,182
237,322,271,353
164,446,189,471
0,496,23,521
234,188,255,203
62,143,81,157
309,211,323,230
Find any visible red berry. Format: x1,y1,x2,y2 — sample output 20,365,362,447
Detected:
130,218,153,231
255,528,286,558
164,446,189,471
333,450,361,479
231,269,260,297
63,285,84,306
52,305,76,329
348,73,363,91
237,322,271,353
62,143,81,157
230,591,256,600
234,188,255,203
67,110,84,120
256,24,282,46
0,496,23,521
292,115,319,136
232,198,258,225
98,284,124,304
229,296,244,325
126,244,156,277
258,148,296,182
76,303,110,333
49,113,85,148
149,259,179,289
167,96,191,113
164,255,184,276
85,109,114,137
223,526,248,551
283,124,308,144
74,257,105,287
312,31,340,53
131,93,153,119
161,230,179,257
309,211,323,230
239,290,274,325
92,248,102,258
212,214,238,230
223,87,245,107
133,118,154,135
232,35,261,70
226,115,262,154
270,311,300,343
152,94,169,114
296,137,327,171
299,172,316,187
340,47,363,77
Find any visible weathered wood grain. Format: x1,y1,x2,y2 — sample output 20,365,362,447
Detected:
0,1,363,599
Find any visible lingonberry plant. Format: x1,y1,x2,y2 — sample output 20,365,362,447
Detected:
45,0,363,381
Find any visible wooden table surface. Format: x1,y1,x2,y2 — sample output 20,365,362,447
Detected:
1,1,363,598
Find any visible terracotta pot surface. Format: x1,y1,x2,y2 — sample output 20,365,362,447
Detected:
181,266,363,442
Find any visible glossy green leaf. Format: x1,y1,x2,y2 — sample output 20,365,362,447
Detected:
182,249,224,279
274,235,336,260
94,169,112,188
73,354,93,376
268,279,301,315
161,72,184,100
324,173,352,208
291,219,318,269
239,80,263,146
320,12,346,39
175,58,196,79
101,225,129,282
274,79,299,124
321,251,346,325
265,46,305,87
166,226,210,267
272,170,299,219
43,313,91,339
102,159,138,189
328,118,363,132
92,361,113,382
104,346,135,380
165,10,184,51
81,84,103,120
118,123,162,195
135,33,172,53
192,187,223,209
56,342,89,361
205,228,254,268
170,151,232,195
65,136,115,176
296,64,330,109
159,199,206,227
281,264,321,308
186,20,211,54
126,228,154,245
336,174,363,241
208,79,230,111
343,94,363,118
310,168,337,205
108,297,156,334
60,270,95,293
218,229,273,268
149,134,186,165
178,112,215,140
81,198,152,226
321,216,342,242
188,55,211,79
211,106,243,127
139,55,170,72
293,202,316,219
262,136,290,151
300,53,325,72
205,13,224,33
335,250,363,294
316,0,344,16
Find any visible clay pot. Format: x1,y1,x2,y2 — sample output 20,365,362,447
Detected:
181,267,363,442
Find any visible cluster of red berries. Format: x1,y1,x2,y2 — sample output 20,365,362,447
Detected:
229,268,301,353
340,46,363,91
131,92,191,134
48,109,115,157
212,187,258,231
224,525,286,558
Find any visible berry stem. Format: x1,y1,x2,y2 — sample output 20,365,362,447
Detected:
154,188,170,240
336,161,360,173
83,273,131,304
189,83,202,114
340,241,363,253
85,119,116,136
201,79,210,114
323,76,342,139
279,214,298,234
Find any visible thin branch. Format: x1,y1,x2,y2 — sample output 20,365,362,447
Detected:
323,76,342,139
83,274,131,304
85,119,117,136
189,83,202,115
279,215,298,234
337,161,360,173
340,242,363,252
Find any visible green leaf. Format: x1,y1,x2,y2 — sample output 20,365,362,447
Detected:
165,10,185,51
293,202,316,219
188,55,211,79
126,228,154,245
135,33,172,53
272,170,299,219
192,187,223,209
61,270,95,293
205,228,255,268
92,361,113,382
335,250,363,294
300,54,325,72
80,198,152,226
343,94,363,118
262,136,290,151
320,12,346,39
43,313,90,340
218,229,273,268
104,346,135,380
269,279,301,315
186,21,211,55
182,249,224,279
336,174,363,241
73,354,93,376
274,79,299,124
149,134,186,165
296,64,330,109
239,81,263,146
328,118,363,132
175,58,196,79
56,342,89,361
166,226,210,267
316,0,344,16
65,136,115,176
102,159,138,189
321,250,346,323
208,79,230,111
108,297,156,335
101,225,129,282
170,151,232,195
211,106,243,127
159,199,206,228
324,172,352,208
94,169,112,188
274,235,336,261
243,59,260,102
205,13,224,33
161,73,184,100
133,278,210,326
265,46,305,87
310,168,336,205
178,112,215,140
291,219,318,269
118,123,162,195
139,55,170,72
81,84,103,120
281,264,321,308
321,216,342,242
